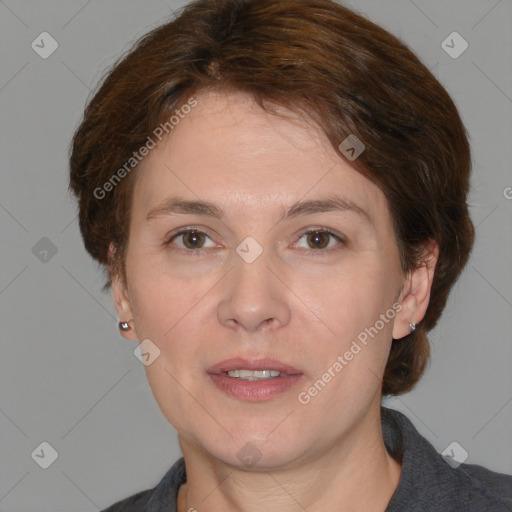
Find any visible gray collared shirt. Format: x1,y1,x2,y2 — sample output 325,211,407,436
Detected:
102,407,512,511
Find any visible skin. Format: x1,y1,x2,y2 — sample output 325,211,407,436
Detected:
112,90,438,512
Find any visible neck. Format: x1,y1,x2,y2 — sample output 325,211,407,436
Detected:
177,404,401,512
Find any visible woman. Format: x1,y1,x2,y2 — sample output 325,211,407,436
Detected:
69,0,512,510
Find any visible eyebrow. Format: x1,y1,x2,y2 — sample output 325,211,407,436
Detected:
145,195,371,223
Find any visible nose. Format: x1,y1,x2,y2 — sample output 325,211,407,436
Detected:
217,250,291,332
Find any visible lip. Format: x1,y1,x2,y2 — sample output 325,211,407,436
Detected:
207,357,303,375
207,357,304,402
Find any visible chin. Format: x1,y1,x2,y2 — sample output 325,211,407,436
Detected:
199,427,307,472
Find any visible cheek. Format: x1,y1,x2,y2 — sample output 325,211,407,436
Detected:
126,256,219,384
127,269,213,428
296,255,397,340
296,295,395,418
291,256,399,399
127,248,214,339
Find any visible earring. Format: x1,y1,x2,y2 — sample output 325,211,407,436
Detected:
119,320,132,332
409,322,417,333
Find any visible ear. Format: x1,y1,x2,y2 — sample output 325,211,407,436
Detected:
393,240,439,340
109,242,138,340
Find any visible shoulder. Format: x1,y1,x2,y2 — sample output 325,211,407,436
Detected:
456,461,512,511
100,457,186,512
382,407,512,511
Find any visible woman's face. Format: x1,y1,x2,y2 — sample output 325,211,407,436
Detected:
113,90,415,469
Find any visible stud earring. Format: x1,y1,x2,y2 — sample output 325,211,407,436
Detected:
409,322,417,333
119,320,132,332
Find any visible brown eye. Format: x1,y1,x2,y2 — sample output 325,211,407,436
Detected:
295,229,344,253
166,229,215,251
181,230,206,249
306,231,331,249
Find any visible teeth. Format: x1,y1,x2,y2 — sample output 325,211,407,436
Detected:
227,369,282,380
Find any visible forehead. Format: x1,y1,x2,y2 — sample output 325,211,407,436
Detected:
132,90,387,223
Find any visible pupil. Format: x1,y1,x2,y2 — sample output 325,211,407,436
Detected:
309,231,328,249
184,231,204,249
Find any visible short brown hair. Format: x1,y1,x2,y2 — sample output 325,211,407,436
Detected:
69,0,474,396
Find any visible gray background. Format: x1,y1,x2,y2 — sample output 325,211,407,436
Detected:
1,0,511,510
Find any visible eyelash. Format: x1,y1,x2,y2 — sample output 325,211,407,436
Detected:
164,226,345,256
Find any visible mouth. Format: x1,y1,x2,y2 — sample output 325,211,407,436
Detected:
208,357,303,377
207,357,304,401
222,369,288,381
